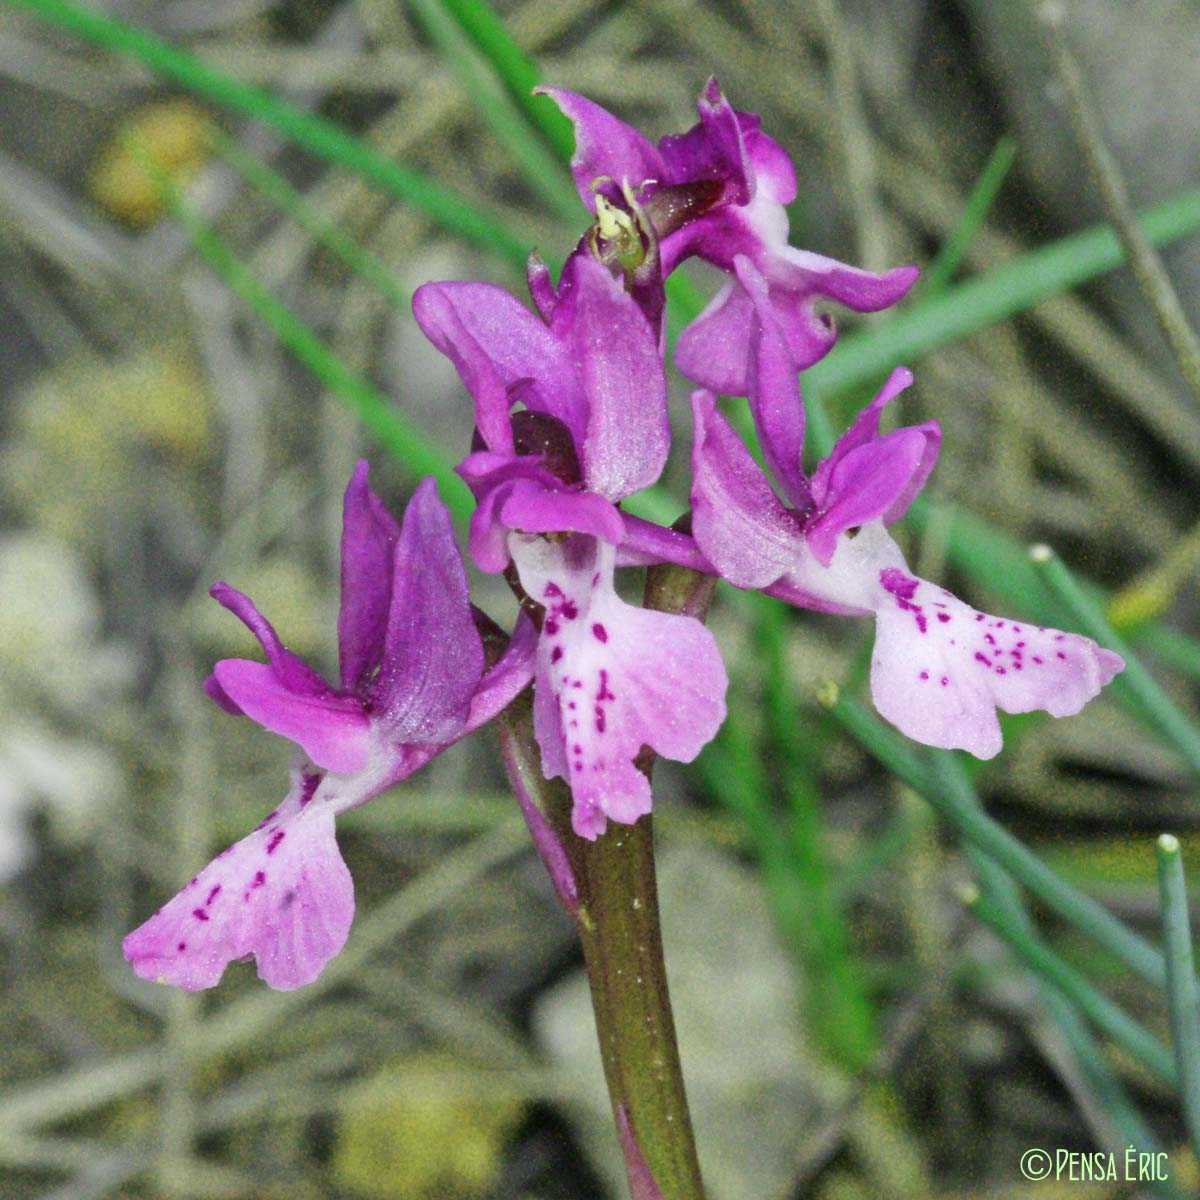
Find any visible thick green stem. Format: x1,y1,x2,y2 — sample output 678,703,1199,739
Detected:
496,561,712,1200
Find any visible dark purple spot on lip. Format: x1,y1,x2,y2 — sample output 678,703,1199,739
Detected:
594,707,606,733
995,666,1007,675
280,890,296,910
916,614,928,633
545,618,559,635
975,614,985,622
937,612,951,623
1056,651,1066,660
1054,634,1065,641
299,774,320,807
1012,625,1022,633
596,670,615,702
544,582,563,598
592,622,608,643
177,941,187,952
252,871,266,888
919,671,929,680
255,810,279,831
205,885,221,906
561,601,578,621
551,645,563,663
1033,655,1044,664
940,676,949,686
573,680,582,689
880,567,919,600
266,830,286,854
984,633,996,645
1013,662,1023,670
573,744,582,755
193,908,209,922
592,573,600,586
974,652,991,667
568,701,576,710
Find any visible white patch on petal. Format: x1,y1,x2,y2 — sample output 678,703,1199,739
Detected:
800,522,1123,758
512,532,727,839
123,763,354,991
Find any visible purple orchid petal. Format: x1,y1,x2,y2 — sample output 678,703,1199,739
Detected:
466,611,538,733
211,660,371,774
741,114,797,205
123,765,354,991
499,477,626,545
617,515,713,573
513,533,727,839
552,253,669,501
738,256,810,509
375,477,484,742
204,673,243,715
784,520,1125,758
810,366,914,500
675,235,919,393
535,86,666,209
871,563,1124,758
337,461,402,694
209,582,330,697
412,281,587,450
657,78,750,204
526,253,557,322
673,276,758,395
690,390,804,589
806,428,932,567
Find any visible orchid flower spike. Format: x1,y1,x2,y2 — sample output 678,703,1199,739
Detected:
690,273,1123,758
414,250,727,840
124,466,534,991
539,78,918,392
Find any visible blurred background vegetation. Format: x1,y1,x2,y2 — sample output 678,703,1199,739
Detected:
2,1,1200,1197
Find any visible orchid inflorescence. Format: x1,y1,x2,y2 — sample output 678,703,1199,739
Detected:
125,79,1123,993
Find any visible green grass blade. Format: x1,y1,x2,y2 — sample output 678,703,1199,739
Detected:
931,754,1176,1189
968,887,1177,1086
403,0,581,222
805,184,1200,398
920,134,1018,297
8,0,530,266
1156,834,1200,1160
211,130,410,309
147,152,472,518
758,604,877,1068
423,0,575,162
1031,545,1200,775
823,692,1167,988
1141,624,1200,684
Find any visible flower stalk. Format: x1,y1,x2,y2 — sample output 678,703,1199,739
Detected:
497,557,714,1200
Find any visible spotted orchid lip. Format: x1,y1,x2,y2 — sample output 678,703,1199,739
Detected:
123,469,534,992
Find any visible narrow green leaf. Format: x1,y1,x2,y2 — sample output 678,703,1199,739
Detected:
969,888,1177,1086
932,753,1175,1190
404,0,581,221
211,130,409,309
8,0,530,266
1156,834,1200,1160
920,134,1018,297
805,185,1200,397
149,153,472,519
823,693,1167,989
423,0,575,162
1031,545,1200,776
